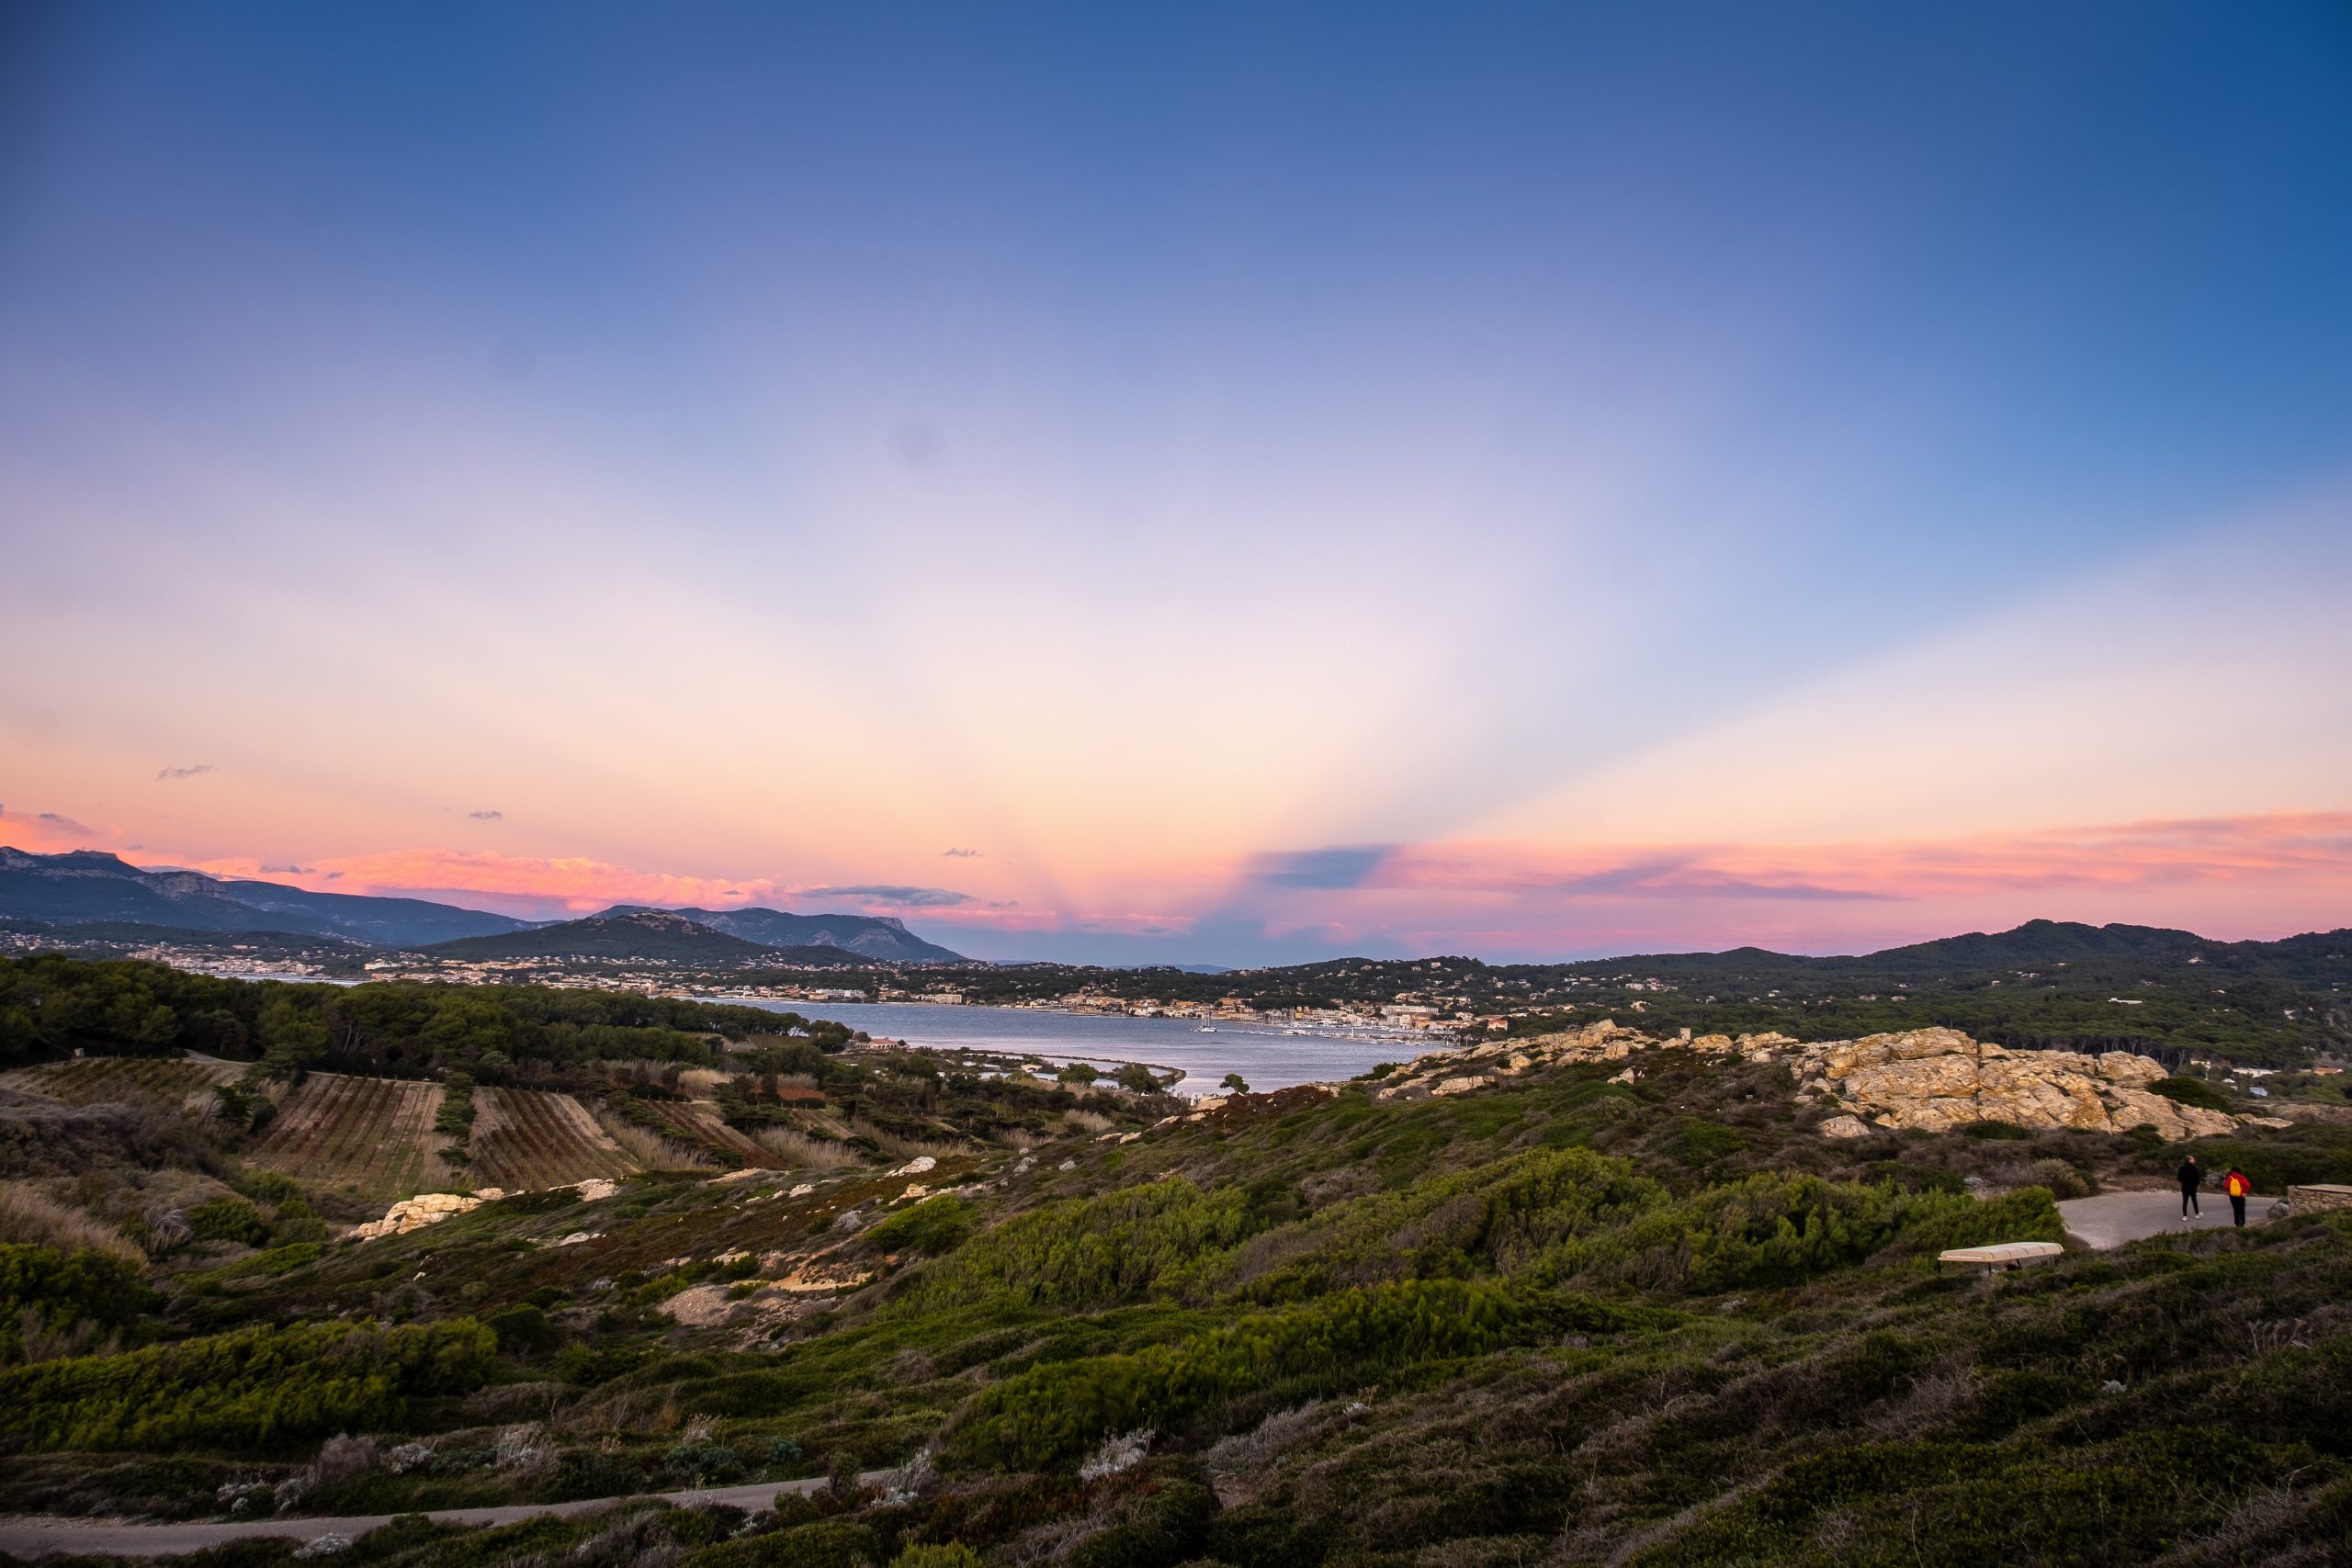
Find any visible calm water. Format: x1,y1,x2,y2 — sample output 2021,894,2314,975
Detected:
701,998,1421,1095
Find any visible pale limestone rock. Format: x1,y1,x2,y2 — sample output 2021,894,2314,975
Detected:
347,1191,483,1242
1430,1075,1490,1097
1817,1114,1873,1139
573,1179,619,1202
890,1156,937,1177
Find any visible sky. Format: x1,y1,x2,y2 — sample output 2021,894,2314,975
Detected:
3,2,2350,965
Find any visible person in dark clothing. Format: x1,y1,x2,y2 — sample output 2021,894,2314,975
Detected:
2177,1155,2201,1219
2224,1166,2251,1227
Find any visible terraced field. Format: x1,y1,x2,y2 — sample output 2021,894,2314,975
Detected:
0,1055,239,1106
471,1087,639,1190
250,1073,448,1200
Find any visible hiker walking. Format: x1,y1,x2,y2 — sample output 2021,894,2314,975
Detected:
2177,1155,2201,1219
2224,1166,2252,1228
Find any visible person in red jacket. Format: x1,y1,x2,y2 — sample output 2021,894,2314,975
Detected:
2223,1166,2253,1228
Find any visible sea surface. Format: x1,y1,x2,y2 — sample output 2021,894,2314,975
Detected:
699,998,1422,1095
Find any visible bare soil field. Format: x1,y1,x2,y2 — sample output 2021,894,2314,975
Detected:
249,1073,449,1200
470,1087,639,1190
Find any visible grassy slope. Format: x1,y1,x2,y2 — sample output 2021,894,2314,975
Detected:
2,1045,2349,1566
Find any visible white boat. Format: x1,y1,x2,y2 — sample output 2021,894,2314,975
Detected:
1196,1025,1217,1032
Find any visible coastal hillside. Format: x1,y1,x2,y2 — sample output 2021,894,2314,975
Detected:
2,957,2348,1564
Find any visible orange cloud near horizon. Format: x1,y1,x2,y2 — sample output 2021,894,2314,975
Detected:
6,804,2346,957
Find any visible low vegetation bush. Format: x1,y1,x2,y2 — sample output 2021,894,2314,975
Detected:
0,1242,153,1363
0,1316,496,1451
2150,1076,2234,1111
187,1195,270,1247
906,1179,1259,1312
865,1196,976,1257
949,1279,1663,1468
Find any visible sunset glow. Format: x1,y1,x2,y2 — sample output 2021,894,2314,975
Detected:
5,5,2348,964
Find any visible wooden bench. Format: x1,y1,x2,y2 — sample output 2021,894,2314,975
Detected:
1939,1241,2064,1275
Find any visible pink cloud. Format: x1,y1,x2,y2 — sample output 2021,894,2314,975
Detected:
1372,812,2352,903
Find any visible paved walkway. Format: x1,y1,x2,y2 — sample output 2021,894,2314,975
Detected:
0,1472,888,1560
2058,1190,2277,1249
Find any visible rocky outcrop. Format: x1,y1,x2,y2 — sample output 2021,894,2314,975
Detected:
1368,1021,2247,1139
1788,1027,2236,1139
346,1189,504,1241
1372,1021,1787,1101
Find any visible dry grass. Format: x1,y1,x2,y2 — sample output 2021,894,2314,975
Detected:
1063,1109,1115,1134
593,1111,711,1170
0,1180,143,1261
752,1125,862,1169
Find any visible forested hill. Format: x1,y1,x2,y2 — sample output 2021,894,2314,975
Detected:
1598,919,2350,986
599,905,966,964
420,909,860,966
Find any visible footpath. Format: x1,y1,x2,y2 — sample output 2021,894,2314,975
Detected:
2057,1189,2277,1250
0,1472,890,1560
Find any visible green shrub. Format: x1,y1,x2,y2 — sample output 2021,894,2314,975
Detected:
234,1171,304,1204
866,1196,977,1257
485,1303,556,1355
2177,1126,2352,1195
892,1547,984,1568
684,1517,882,1567
268,1198,329,1246
950,1279,1660,1469
2150,1077,2233,1111
0,1244,153,1362
0,1316,496,1451
555,1343,659,1386
435,1072,477,1138
906,1179,1258,1311
187,1197,270,1247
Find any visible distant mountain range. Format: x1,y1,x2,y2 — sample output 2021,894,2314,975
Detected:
596,905,966,964
0,848,528,945
0,849,967,964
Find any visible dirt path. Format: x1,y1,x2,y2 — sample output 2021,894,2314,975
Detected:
0,1472,888,1560
2058,1190,2277,1249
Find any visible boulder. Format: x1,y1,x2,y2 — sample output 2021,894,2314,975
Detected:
347,1191,484,1242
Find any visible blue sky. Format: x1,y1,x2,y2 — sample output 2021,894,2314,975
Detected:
3,2,2349,963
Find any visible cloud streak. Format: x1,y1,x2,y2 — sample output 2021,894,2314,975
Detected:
804,884,975,908
155,764,215,781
